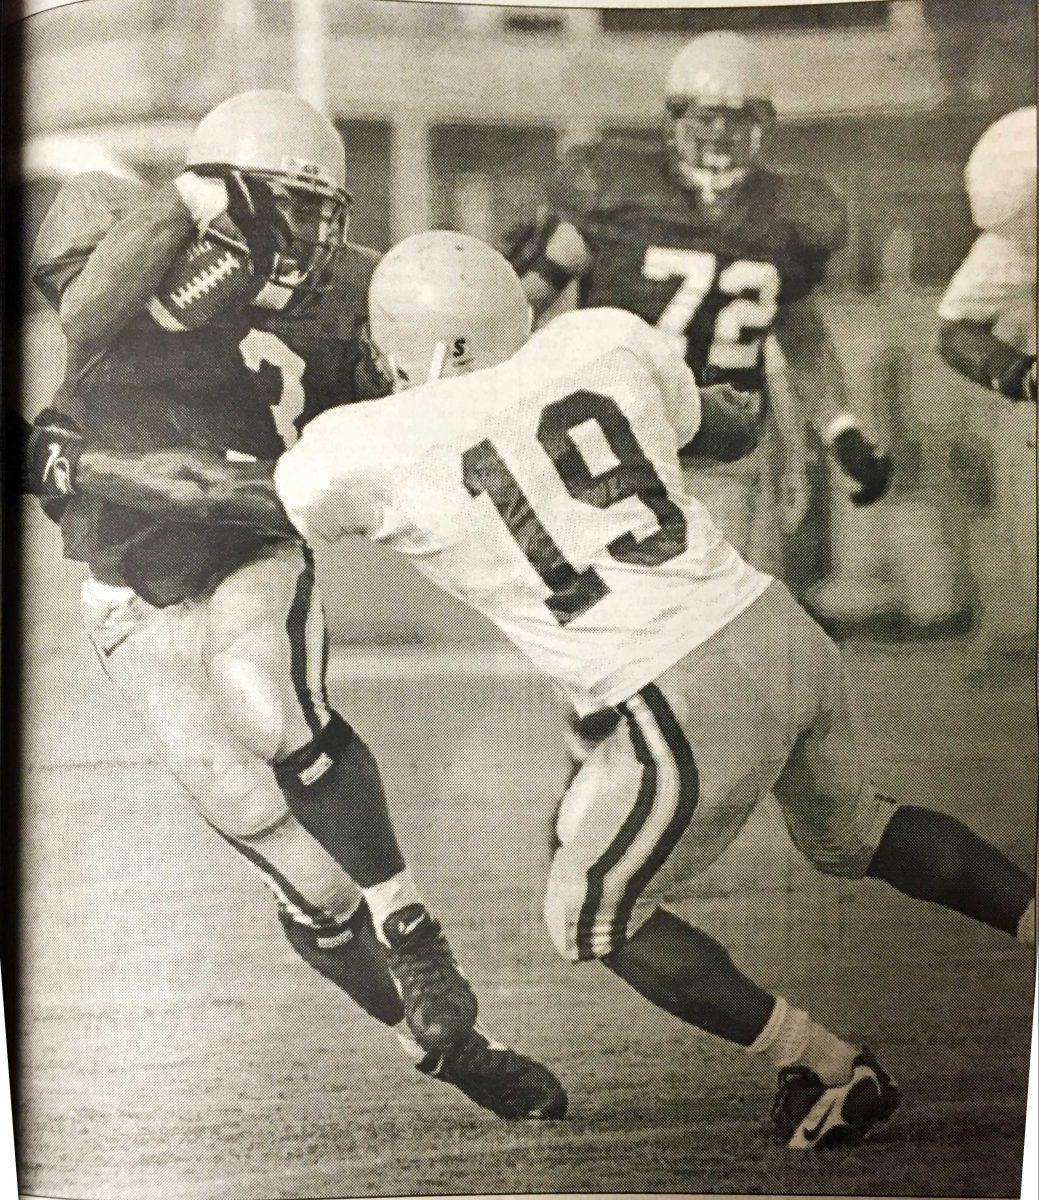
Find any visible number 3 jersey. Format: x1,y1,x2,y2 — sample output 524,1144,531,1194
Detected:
518,138,847,395
275,308,772,715
31,171,378,606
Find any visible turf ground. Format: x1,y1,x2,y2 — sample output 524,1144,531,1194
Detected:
14,505,1038,1200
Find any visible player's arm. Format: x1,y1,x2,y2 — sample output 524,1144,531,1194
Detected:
688,384,763,462
938,320,1036,402
628,316,761,461
937,234,1037,402
774,296,891,506
12,410,293,536
34,176,197,345
508,214,592,317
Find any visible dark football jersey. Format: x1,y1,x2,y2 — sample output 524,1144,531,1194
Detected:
544,139,847,394
34,177,378,605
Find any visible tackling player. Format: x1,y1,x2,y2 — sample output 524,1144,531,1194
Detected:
84,232,1035,1147
938,105,1037,672
18,92,565,1120
262,233,1029,1150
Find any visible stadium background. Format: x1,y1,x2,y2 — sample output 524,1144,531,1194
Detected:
9,4,1038,1198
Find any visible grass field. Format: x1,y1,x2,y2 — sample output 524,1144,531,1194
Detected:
15,506,1038,1200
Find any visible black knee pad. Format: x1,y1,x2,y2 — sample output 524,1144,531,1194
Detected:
279,900,405,1026
274,713,407,889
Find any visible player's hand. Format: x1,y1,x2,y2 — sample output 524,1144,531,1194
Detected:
351,334,396,401
11,409,84,498
174,170,230,231
221,170,292,279
831,426,891,506
779,467,810,535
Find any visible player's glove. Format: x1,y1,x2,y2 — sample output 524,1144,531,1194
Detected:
8,409,84,498
220,170,292,280
830,424,891,506
181,168,292,280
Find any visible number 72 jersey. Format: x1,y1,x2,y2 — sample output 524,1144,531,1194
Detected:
275,308,771,714
542,141,848,393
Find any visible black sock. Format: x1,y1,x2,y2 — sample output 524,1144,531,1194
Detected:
867,804,1034,936
280,901,405,1026
276,714,407,889
605,908,776,1047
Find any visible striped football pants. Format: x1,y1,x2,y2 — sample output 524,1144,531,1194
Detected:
545,581,897,962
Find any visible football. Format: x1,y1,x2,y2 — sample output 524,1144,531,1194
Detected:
147,232,260,332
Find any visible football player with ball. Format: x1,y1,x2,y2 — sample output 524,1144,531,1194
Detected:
19,90,565,1121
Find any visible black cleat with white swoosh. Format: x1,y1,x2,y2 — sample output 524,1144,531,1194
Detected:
770,1048,901,1150
382,903,478,1055
417,1028,568,1120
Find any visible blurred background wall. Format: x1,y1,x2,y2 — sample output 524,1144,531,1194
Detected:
9,0,1037,643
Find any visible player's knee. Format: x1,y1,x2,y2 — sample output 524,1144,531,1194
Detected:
208,758,290,840
787,794,899,879
210,647,289,762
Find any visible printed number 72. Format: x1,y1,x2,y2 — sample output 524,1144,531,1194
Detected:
643,246,780,371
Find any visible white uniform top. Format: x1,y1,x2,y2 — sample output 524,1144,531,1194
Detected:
275,308,771,714
939,232,1037,356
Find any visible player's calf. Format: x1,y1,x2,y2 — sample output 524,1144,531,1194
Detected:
279,901,405,1026
866,804,1036,944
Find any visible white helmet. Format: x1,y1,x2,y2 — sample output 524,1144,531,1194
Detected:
368,232,532,388
965,106,1037,232
664,32,774,204
187,90,351,306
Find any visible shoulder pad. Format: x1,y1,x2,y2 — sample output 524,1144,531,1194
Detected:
777,173,849,255
31,173,151,309
547,137,663,220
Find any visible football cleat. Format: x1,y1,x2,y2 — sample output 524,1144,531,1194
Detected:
417,1028,568,1120
382,903,478,1055
770,1048,900,1150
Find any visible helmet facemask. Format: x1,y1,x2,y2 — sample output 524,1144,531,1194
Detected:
665,98,772,207
249,172,350,310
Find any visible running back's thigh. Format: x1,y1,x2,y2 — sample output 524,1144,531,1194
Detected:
204,541,333,764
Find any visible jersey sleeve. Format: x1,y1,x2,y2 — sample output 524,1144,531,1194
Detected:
778,174,849,304
623,313,703,449
938,233,1024,325
273,412,380,543
32,173,195,346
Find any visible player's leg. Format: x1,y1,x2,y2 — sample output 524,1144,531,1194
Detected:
83,581,564,1116
772,590,1035,946
545,612,894,1147
80,578,404,1027
204,543,477,1052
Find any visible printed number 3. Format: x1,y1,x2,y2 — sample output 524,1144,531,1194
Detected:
239,329,306,448
463,390,688,626
643,246,780,370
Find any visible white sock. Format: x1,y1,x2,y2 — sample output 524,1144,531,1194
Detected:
1017,898,1035,947
363,868,423,941
748,996,858,1087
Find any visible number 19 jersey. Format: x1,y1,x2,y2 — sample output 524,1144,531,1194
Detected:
275,308,772,714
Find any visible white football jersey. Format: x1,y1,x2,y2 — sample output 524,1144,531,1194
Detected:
939,232,1037,356
275,308,771,713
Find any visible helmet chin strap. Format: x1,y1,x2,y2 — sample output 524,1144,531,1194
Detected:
680,162,748,206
